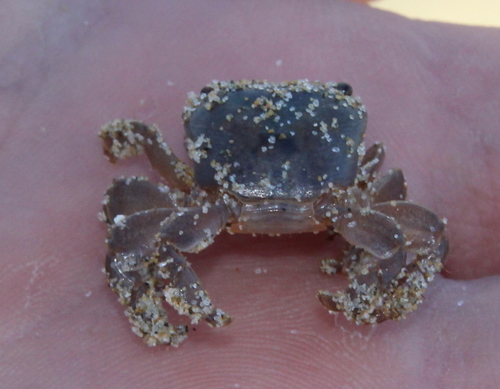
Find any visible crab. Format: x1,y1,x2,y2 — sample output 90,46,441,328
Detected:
99,80,448,347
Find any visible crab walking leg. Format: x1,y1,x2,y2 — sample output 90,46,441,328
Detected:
122,275,189,347
155,202,233,327
370,168,407,204
318,203,448,324
155,244,233,327
99,119,194,191
356,142,385,184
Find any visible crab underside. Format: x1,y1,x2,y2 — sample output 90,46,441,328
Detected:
98,80,448,346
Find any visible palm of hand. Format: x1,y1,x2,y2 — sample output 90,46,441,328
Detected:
1,1,499,388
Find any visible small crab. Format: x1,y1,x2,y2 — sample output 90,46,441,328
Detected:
99,80,448,346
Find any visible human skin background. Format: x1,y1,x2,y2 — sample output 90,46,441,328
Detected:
1,0,500,388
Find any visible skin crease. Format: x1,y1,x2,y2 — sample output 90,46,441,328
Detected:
1,0,499,388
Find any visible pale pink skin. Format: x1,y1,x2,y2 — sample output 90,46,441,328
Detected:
1,1,499,388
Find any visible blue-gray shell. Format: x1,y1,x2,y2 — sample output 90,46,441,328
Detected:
183,80,367,201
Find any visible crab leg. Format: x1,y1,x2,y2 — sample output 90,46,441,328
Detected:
370,168,407,203
155,243,232,328
99,119,194,191
356,142,385,184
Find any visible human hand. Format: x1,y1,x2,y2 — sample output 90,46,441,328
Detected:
1,1,499,388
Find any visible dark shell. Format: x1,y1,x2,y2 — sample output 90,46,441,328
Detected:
184,80,367,201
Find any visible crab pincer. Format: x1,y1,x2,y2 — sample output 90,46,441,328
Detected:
317,157,447,324
100,121,232,346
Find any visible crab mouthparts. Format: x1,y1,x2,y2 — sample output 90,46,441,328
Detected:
229,200,326,234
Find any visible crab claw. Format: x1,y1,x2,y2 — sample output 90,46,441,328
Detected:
154,201,232,327
334,209,405,260
317,250,408,323
372,201,446,254
104,200,232,345
370,169,407,203
104,208,189,346
102,176,182,223
321,200,448,324
155,243,233,328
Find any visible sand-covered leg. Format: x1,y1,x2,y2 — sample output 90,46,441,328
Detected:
356,142,385,185
155,244,232,328
99,119,194,190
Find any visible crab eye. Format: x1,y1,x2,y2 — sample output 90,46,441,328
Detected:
336,83,353,96
200,86,214,94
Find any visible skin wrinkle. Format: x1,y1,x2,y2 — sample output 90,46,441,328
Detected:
1,1,499,388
